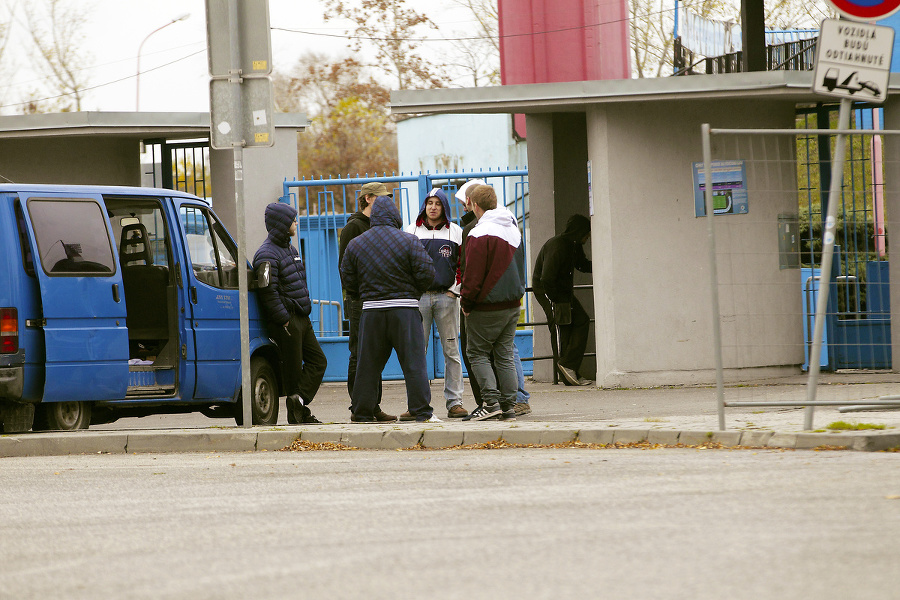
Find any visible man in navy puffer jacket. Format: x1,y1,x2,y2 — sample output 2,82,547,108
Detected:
340,196,438,422
253,202,327,424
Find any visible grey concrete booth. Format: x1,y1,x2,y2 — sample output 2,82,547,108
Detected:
392,72,900,388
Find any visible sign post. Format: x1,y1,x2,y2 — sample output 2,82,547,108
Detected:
805,6,894,429
205,0,275,428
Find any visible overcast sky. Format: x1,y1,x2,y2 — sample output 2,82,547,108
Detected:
0,0,479,114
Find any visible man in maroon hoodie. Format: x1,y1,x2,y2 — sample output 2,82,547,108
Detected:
460,184,526,422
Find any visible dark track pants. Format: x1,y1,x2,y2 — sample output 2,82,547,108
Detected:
352,307,433,420
346,297,382,406
271,312,327,404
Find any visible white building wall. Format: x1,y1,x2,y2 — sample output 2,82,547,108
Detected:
397,113,526,220
586,99,802,387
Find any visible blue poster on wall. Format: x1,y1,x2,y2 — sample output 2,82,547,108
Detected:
692,160,749,217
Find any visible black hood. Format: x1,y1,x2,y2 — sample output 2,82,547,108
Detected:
370,196,402,229
264,202,298,247
562,214,590,242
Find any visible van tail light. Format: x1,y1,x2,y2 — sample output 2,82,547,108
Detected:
1,308,18,354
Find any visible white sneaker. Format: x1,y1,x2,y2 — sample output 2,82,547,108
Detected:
418,415,442,423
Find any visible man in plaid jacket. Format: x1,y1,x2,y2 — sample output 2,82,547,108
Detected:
340,196,439,423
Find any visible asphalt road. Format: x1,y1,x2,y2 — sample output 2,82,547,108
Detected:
2,448,898,599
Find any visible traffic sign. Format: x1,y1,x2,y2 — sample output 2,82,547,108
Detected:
827,0,900,21
205,0,275,149
209,77,275,149
206,0,273,77
812,19,895,103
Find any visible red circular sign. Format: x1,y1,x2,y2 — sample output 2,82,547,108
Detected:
828,0,900,20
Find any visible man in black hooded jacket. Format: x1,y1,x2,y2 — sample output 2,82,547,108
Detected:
253,202,327,423
340,196,438,423
532,214,593,386
337,181,396,422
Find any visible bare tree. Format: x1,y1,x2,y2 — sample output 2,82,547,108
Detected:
0,2,15,106
322,0,447,89
631,0,834,78
764,0,833,30
444,0,499,86
21,0,92,112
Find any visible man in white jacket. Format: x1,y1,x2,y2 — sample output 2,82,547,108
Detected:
405,188,468,419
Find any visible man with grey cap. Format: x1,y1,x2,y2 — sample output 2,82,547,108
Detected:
338,181,397,422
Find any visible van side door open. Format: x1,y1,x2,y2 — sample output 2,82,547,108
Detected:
178,202,244,401
18,194,129,401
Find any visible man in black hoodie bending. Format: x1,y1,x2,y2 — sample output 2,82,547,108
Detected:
532,214,593,386
338,181,396,422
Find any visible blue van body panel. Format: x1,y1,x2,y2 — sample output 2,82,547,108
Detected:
17,191,130,402
0,193,48,402
0,184,281,414
0,194,26,401
172,197,273,403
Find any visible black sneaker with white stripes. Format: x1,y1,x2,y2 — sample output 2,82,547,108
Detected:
461,404,501,421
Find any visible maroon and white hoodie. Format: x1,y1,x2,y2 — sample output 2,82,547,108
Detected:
460,207,526,313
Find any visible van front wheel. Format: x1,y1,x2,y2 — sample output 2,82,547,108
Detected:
34,401,92,431
234,357,279,426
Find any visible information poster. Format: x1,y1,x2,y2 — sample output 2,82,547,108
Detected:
692,160,749,217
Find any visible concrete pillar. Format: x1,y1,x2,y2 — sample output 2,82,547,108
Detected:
525,112,595,383
585,105,614,385
210,127,299,251
741,0,766,72
525,113,557,382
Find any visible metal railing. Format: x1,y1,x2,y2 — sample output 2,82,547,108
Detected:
518,284,595,385
311,299,343,336
674,36,817,76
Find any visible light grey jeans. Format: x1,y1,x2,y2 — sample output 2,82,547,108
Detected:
419,291,464,409
464,307,520,411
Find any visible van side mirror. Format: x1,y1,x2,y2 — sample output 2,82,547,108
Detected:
253,261,271,289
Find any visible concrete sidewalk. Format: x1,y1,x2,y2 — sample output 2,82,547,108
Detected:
3,372,900,457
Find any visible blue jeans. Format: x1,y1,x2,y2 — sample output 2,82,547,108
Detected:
465,307,520,410
419,291,464,409
513,344,530,404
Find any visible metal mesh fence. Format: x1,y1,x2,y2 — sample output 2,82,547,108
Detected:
701,115,900,429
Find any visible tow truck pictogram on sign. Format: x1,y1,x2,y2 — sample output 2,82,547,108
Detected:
822,68,881,96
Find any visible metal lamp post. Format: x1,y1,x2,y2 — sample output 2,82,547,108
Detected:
136,13,191,111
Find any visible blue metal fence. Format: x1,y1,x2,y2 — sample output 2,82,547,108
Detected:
281,170,530,382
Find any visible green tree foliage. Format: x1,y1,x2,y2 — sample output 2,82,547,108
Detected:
274,54,398,213
795,107,887,313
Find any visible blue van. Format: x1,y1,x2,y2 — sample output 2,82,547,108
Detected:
0,184,284,432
